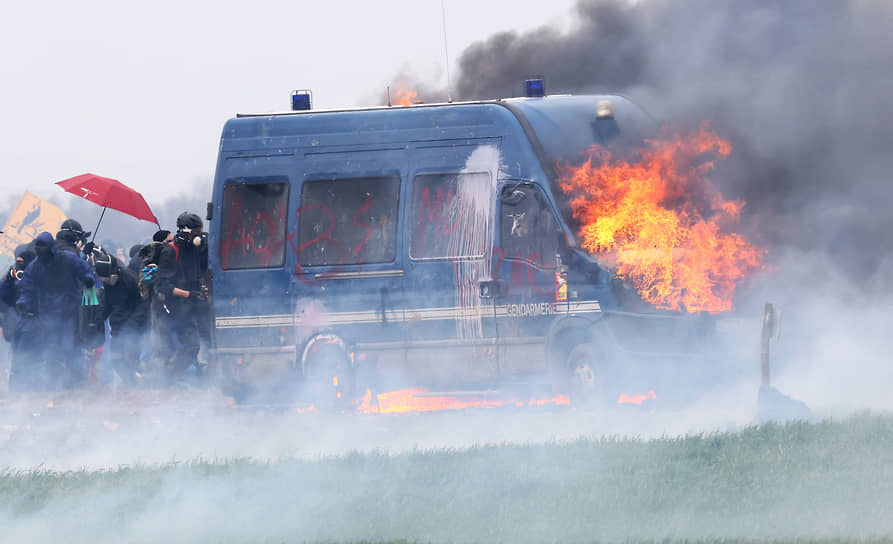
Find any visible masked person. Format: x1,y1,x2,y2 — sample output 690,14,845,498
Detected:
1,247,37,391
154,213,209,384
16,232,96,390
93,252,147,386
56,219,90,256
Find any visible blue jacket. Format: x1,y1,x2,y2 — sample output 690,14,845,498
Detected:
17,232,96,317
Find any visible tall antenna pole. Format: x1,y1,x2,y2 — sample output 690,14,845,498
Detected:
441,0,452,102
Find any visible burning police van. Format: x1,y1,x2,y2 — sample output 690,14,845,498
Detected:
207,84,758,408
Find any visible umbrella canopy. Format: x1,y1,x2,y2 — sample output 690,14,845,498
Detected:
56,173,159,227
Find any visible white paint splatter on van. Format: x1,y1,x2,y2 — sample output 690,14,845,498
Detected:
447,145,501,339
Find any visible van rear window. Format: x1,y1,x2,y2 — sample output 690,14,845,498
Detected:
410,172,491,260
220,181,289,270
298,176,400,266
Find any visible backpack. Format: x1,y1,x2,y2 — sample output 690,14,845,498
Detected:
136,241,178,299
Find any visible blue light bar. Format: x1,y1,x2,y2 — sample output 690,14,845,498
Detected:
291,89,312,111
524,78,545,98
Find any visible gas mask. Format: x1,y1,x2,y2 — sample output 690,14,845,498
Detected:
177,227,203,247
11,260,25,280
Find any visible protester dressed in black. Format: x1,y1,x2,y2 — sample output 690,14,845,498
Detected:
154,213,208,383
94,253,148,386
16,232,96,390
1,247,36,391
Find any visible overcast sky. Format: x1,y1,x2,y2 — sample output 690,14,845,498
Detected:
1,0,578,209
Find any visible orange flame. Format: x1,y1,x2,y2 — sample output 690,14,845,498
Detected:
394,89,418,106
617,390,658,405
557,124,764,313
356,388,570,414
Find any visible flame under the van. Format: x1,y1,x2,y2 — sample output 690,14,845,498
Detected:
617,390,658,406
355,388,571,414
557,124,764,313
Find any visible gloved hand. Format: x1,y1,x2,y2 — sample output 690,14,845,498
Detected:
189,290,206,301
83,241,95,255
84,276,95,288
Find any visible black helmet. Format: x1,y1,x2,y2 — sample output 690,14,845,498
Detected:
60,219,91,240
176,212,203,231
152,229,171,242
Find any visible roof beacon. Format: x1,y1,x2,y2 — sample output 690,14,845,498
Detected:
596,99,615,120
291,90,312,111
524,78,545,98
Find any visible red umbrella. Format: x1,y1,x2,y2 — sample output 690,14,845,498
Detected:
56,173,160,239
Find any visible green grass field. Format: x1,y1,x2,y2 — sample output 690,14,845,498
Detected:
2,413,893,543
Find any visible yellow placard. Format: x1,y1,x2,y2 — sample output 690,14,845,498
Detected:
0,191,66,257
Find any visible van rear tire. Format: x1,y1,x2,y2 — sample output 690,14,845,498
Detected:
302,343,354,412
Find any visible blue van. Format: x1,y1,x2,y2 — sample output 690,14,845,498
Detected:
207,93,719,407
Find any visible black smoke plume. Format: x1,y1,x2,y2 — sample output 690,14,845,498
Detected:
410,0,893,290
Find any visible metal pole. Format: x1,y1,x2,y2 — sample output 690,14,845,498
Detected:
91,206,107,242
760,302,775,387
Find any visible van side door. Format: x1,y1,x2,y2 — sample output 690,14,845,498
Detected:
402,142,500,389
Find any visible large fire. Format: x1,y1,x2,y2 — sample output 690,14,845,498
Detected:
393,89,418,106
356,388,570,414
557,124,764,313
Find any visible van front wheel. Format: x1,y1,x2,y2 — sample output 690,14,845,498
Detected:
565,342,608,405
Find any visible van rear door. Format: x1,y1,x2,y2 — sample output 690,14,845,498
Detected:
213,153,296,383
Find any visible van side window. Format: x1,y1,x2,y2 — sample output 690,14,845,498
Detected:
499,185,564,267
220,181,289,269
298,176,400,266
410,172,490,260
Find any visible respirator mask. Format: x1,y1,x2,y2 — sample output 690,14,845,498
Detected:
177,226,203,247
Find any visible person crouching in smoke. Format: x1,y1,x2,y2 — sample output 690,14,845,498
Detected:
153,213,208,385
15,232,96,390
93,251,148,386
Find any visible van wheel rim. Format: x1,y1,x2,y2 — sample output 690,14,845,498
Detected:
573,362,596,388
